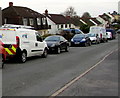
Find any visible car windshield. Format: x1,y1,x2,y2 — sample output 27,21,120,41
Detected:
45,36,60,41
73,34,85,39
88,33,95,37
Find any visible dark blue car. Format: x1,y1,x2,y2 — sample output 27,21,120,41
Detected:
71,34,91,46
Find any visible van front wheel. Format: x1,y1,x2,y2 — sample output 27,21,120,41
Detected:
42,49,48,58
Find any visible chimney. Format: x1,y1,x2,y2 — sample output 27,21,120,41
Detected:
45,9,48,15
66,16,70,18
9,2,13,7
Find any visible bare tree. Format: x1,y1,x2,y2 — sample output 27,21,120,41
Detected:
62,6,77,17
81,12,91,18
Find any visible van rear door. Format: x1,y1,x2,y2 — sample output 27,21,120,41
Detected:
0,29,16,45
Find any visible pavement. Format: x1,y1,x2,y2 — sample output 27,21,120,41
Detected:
59,49,118,96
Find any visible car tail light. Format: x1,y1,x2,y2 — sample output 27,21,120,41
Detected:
100,33,102,38
16,36,20,47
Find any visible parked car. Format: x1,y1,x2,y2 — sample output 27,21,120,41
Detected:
60,29,84,42
44,35,69,54
63,29,84,34
116,29,120,34
87,33,100,44
106,28,116,39
71,34,91,46
106,32,112,40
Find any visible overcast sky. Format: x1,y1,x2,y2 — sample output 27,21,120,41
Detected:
0,0,119,17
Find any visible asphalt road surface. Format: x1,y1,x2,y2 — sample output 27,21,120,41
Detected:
59,48,118,96
2,38,118,96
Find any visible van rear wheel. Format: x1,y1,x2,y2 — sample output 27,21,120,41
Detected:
19,52,27,63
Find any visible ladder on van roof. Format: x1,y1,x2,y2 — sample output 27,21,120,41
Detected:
3,24,34,29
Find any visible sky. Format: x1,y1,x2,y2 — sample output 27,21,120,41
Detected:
0,0,119,17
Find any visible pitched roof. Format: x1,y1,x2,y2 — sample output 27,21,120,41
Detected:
46,14,71,24
66,17,102,27
80,18,95,26
98,13,113,22
89,18,102,25
66,17,85,26
2,6,45,18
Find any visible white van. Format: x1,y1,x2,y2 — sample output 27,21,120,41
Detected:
89,26,108,42
0,24,48,63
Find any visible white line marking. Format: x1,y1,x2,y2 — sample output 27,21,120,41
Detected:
49,49,118,97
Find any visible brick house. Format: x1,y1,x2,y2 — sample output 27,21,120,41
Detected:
2,2,49,35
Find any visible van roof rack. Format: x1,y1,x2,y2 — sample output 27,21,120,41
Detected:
3,24,34,29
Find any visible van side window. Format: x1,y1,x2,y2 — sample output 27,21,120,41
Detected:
35,32,43,42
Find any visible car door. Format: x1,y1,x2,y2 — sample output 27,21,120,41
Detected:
60,36,67,49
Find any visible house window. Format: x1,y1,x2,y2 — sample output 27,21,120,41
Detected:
29,18,34,26
49,25,51,29
57,25,59,29
69,24,71,28
65,24,67,28
37,18,41,25
61,25,63,28
4,18,7,24
42,18,46,25
23,18,28,26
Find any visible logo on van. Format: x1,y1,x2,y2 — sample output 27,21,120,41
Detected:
0,34,3,38
0,35,2,38
22,34,27,38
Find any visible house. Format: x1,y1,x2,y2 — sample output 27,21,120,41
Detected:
2,2,49,35
44,9,75,34
111,11,120,22
65,16,102,33
64,15,102,30
80,17,102,26
66,16,85,29
97,13,115,28
96,15,108,27
0,7,1,27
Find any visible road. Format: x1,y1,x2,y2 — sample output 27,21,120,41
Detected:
2,38,118,96
59,48,118,96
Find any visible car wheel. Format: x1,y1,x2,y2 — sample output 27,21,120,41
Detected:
71,43,74,47
42,49,48,58
106,39,108,42
20,52,27,63
65,45,70,52
56,47,61,54
84,42,88,47
89,41,91,46
95,40,97,44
